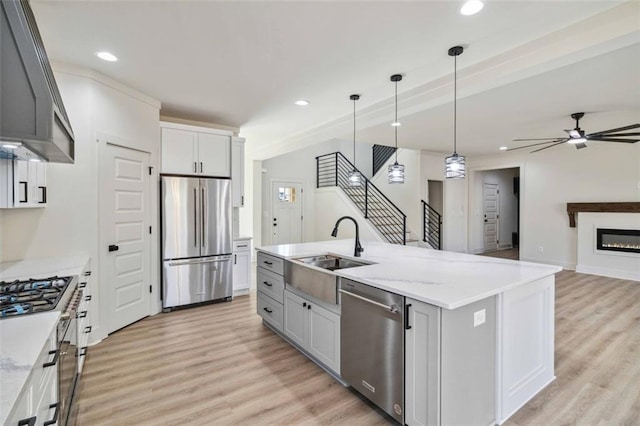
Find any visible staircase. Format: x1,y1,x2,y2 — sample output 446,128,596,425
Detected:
421,200,442,250
372,144,397,176
316,152,409,245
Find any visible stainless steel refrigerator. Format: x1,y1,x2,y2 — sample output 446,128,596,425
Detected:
161,176,232,309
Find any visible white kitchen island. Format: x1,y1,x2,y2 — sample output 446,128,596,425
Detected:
256,239,561,425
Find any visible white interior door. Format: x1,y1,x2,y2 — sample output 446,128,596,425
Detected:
100,143,151,333
271,181,303,244
483,183,499,252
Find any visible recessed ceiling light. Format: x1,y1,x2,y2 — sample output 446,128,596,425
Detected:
391,121,402,127
460,0,484,16
294,100,310,106
96,51,118,62
29,158,41,162
499,146,508,151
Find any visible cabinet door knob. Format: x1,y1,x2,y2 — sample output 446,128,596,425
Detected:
108,244,119,252
303,302,307,307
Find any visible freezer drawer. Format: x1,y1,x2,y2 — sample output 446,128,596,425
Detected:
162,256,232,308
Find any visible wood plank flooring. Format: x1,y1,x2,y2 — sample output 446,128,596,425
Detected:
76,270,640,425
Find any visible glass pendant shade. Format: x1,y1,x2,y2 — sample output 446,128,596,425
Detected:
348,169,362,187
444,153,466,179
388,161,405,184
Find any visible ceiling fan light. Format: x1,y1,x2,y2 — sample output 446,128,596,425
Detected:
388,162,405,184
460,0,484,16
347,169,362,187
445,154,466,179
568,137,587,144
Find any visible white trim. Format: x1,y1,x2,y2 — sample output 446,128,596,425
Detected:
52,61,160,109
160,116,239,135
575,264,640,281
159,120,234,136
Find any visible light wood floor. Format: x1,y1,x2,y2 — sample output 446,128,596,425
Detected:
76,270,640,425
479,248,519,260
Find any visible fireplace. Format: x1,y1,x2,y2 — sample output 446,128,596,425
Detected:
596,228,640,254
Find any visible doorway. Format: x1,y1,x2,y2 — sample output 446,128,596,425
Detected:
483,183,499,252
99,142,152,334
271,181,303,244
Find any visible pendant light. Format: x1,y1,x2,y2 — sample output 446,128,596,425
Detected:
388,74,405,184
445,46,466,179
347,94,362,187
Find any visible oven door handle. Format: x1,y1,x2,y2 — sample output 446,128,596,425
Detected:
43,402,59,426
43,349,59,368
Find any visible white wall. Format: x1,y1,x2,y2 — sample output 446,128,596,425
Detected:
470,168,519,253
260,139,373,246
314,187,384,243
470,142,640,268
0,65,160,343
370,148,422,239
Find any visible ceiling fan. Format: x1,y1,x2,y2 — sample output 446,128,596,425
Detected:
508,112,640,153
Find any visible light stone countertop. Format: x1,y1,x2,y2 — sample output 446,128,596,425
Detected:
256,239,562,309
0,311,60,425
0,254,90,282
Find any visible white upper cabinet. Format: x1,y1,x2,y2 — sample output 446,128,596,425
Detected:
231,137,245,207
0,158,47,208
161,128,198,174
198,132,231,177
160,122,231,177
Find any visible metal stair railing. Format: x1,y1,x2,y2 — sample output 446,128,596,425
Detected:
372,144,397,176
317,152,407,245
421,200,442,250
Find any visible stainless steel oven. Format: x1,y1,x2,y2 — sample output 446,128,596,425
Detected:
58,287,82,425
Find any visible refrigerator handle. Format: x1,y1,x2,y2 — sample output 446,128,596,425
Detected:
193,187,198,247
202,187,207,248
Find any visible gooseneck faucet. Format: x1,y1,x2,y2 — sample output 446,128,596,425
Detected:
331,216,364,257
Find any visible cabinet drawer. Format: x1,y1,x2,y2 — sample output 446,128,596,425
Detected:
233,239,251,252
257,267,285,303
257,292,283,332
257,252,284,275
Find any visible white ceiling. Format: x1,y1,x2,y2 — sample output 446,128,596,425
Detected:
31,0,639,159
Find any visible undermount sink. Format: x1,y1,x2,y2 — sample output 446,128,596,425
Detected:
285,254,373,304
294,254,371,271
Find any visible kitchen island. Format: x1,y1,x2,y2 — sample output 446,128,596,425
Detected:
255,239,561,425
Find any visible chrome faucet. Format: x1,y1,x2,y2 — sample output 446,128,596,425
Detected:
331,216,364,257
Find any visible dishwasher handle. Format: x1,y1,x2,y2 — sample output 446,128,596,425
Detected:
339,289,399,313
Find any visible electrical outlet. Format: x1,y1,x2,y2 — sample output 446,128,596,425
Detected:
474,309,486,327
538,246,544,253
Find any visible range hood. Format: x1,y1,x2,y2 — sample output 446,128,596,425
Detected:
0,0,74,163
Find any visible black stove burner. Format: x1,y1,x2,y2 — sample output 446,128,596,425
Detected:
0,276,72,317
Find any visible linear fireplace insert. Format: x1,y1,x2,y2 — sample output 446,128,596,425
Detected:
596,228,640,254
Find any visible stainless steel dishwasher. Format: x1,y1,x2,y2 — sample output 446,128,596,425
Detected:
339,278,405,424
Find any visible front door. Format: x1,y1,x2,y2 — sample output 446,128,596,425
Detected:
483,183,499,252
271,181,303,244
100,143,151,333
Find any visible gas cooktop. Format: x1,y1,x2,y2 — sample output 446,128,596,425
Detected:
0,276,73,318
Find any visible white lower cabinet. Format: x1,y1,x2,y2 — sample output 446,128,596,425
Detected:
283,289,340,374
405,296,497,426
7,326,58,425
232,238,252,295
405,299,441,426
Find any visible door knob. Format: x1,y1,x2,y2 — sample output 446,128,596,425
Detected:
108,244,119,252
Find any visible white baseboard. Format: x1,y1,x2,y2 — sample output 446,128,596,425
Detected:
498,243,513,250
576,264,640,281
520,257,573,270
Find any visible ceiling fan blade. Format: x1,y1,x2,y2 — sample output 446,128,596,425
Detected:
512,137,564,141
531,141,566,153
507,139,565,151
599,132,640,137
574,143,587,149
589,123,640,136
588,137,639,143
